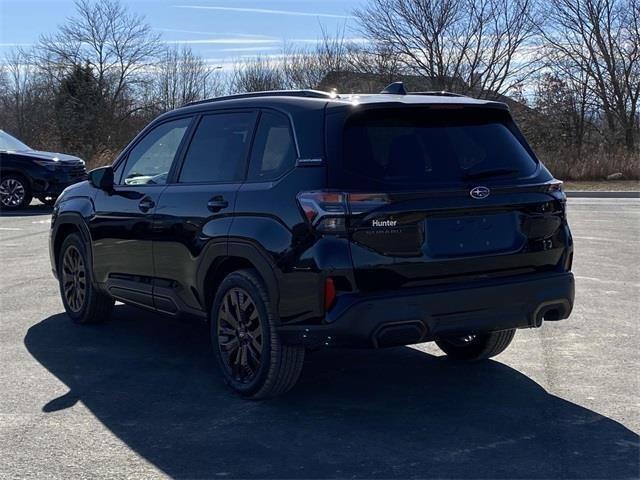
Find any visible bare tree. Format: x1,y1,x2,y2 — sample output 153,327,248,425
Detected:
1,50,34,137
154,46,223,111
354,0,540,97
34,0,161,119
541,0,640,152
282,30,350,90
24,0,162,160
281,26,404,92
531,73,599,158
230,56,286,93
344,43,404,83
281,47,326,90
1,50,56,146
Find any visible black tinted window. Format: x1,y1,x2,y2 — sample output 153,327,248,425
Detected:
248,112,296,181
342,109,537,188
179,113,254,183
121,117,191,185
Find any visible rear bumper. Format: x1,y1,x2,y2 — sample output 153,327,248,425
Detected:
278,272,574,348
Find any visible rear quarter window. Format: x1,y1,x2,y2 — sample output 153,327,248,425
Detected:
247,111,296,182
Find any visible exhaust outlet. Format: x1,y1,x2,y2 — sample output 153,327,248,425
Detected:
372,321,427,348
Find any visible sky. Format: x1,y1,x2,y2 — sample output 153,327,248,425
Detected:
0,0,365,66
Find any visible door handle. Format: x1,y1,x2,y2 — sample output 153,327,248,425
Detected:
207,196,229,212
138,197,155,212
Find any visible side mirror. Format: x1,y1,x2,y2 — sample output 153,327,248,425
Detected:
88,166,114,190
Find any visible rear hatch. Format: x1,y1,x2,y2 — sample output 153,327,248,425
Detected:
325,105,569,291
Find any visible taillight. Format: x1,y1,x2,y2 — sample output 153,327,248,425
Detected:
296,191,347,233
297,191,390,233
348,192,391,214
545,181,564,193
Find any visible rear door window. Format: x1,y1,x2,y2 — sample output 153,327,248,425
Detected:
179,112,255,184
341,108,538,189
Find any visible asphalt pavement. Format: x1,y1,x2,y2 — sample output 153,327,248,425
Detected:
0,198,638,479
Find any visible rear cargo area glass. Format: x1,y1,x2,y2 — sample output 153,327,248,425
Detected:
341,108,537,189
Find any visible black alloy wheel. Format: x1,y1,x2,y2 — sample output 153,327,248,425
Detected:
61,245,87,313
211,269,305,398
58,233,114,324
217,287,263,384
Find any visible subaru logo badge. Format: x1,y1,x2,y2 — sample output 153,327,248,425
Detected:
470,186,490,199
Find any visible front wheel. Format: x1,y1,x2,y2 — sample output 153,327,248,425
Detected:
0,174,32,210
211,269,305,399
436,329,516,361
58,233,114,324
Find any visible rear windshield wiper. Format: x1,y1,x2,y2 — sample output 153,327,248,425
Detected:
463,168,520,179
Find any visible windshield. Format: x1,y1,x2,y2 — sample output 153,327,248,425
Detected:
0,130,31,151
340,108,538,189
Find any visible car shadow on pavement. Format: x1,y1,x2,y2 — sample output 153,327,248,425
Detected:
0,203,52,217
25,305,639,479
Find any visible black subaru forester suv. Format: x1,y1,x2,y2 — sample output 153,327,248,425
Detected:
49,85,574,398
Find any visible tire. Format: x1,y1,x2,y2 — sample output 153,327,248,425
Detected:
0,173,32,210
436,329,516,361
211,269,305,399
58,233,114,324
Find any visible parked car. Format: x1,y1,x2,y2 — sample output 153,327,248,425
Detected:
49,84,575,398
0,129,87,209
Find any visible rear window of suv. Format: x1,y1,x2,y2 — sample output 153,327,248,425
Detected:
340,108,538,189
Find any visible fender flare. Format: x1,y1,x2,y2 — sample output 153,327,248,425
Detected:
52,210,95,286
228,240,280,307
196,239,281,315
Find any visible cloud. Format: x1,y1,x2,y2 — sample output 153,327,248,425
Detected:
220,46,280,52
163,38,280,45
288,37,370,44
157,28,275,40
172,5,355,19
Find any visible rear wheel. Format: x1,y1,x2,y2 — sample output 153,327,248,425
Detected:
436,329,516,361
58,233,114,324
211,269,305,399
0,174,32,210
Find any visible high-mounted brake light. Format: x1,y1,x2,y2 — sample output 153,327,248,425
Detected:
297,191,391,233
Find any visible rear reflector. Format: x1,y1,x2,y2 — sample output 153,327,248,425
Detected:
324,278,336,311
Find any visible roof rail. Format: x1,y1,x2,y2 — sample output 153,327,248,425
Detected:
184,89,335,107
411,91,467,98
